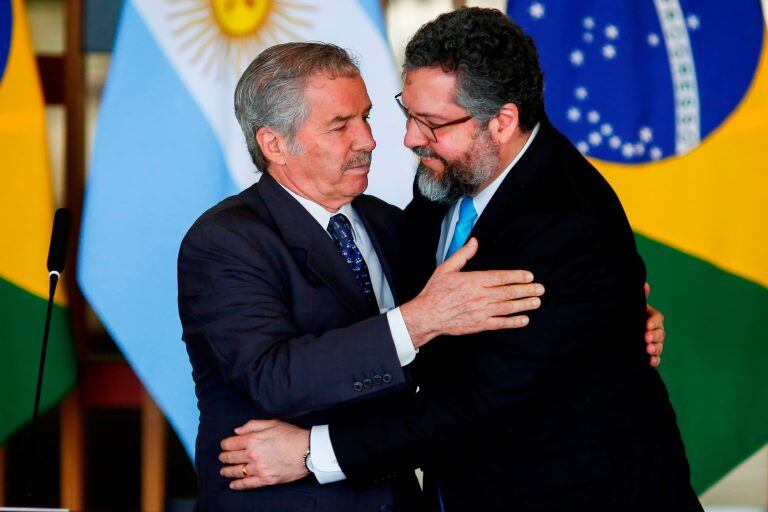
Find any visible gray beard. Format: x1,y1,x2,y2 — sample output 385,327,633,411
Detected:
414,132,498,204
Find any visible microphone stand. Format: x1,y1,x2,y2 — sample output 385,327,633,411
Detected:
25,271,61,502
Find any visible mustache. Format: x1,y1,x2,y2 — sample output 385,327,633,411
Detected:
341,152,372,171
411,146,436,158
411,146,447,164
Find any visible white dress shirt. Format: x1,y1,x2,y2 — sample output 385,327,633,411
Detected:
278,184,416,483
306,122,540,483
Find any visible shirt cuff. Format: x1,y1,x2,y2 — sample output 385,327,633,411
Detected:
386,307,417,366
308,425,346,484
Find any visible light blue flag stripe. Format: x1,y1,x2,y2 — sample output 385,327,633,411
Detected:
356,0,387,38
79,0,238,457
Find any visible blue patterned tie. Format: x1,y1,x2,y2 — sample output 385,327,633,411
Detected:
444,197,478,262
327,213,378,309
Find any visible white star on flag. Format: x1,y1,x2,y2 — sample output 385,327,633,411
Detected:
609,136,622,149
621,142,635,158
600,123,613,136
639,126,653,143
574,86,588,100
583,16,595,30
567,107,581,122
529,2,545,19
604,24,619,40
588,131,602,146
570,49,585,66
647,33,660,47
686,14,700,30
602,44,617,59
587,110,600,124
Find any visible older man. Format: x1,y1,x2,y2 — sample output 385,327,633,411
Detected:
178,42,547,511
217,8,695,512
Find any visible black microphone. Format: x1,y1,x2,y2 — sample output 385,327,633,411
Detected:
26,208,72,504
47,207,71,274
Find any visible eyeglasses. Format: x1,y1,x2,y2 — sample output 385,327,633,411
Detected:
395,93,473,143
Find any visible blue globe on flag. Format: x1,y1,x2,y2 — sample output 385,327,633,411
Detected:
507,0,764,163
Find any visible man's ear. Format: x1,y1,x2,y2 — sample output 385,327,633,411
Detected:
487,103,520,144
256,126,288,167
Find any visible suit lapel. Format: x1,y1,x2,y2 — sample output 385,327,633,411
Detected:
353,197,400,305
465,118,556,269
240,173,374,320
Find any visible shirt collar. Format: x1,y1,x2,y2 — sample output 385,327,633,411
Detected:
276,182,359,235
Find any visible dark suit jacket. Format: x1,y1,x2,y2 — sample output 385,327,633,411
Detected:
178,172,422,512
329,118,702,511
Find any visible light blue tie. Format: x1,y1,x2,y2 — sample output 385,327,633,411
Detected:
443,197,478,262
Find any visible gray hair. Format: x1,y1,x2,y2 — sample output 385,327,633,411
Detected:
234,42,361,172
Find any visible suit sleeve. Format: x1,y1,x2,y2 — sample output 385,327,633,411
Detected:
177,219,409,418
329,214,648,481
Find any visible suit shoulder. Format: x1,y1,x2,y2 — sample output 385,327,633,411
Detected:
180,186,274,252
544,129,631,222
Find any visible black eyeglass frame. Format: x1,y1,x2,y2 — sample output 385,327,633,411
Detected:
395,93,473,143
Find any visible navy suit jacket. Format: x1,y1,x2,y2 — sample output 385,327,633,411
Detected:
178,172,422,512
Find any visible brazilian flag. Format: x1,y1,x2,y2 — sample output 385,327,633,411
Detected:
508,0,768,494
0,0,77,443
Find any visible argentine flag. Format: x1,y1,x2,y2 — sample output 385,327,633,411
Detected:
79,0,414,457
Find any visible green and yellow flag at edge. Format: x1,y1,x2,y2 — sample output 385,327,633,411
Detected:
0,0,77,444
598,34,768,493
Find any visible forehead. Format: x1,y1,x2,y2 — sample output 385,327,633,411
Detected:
303,72,370,118
402,67,463,114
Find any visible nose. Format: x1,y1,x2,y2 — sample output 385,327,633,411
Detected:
404,118,429,149
352,120,376,153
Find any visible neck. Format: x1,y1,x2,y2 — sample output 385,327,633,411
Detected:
268,167,343,213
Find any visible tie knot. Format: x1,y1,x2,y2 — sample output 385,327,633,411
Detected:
327,213,354,241
458,197,477,222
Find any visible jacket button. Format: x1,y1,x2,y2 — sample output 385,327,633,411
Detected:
382,373,392,383
353,381,363,392
363,378,372,389
379,506,392,512
373,374,382,385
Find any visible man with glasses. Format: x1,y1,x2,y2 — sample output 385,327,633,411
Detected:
216,8,695,511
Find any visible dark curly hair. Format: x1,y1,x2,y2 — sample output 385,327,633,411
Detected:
404,7,544,132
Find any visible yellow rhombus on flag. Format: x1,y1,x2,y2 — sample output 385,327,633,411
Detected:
599,38,768,492
505,0,768,494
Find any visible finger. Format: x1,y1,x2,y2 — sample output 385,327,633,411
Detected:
489,297,541,317
490,282,545,301
235,419,277,435
645,341,662,356
220,462,251,479
645,328,665,345
650,355,661,367
221,435,249,451
218,449,250,465
646,307,664,331
475,269,535,287
644,282,651,298
437,237,478,273
486,315,530,330
230,476,271,490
